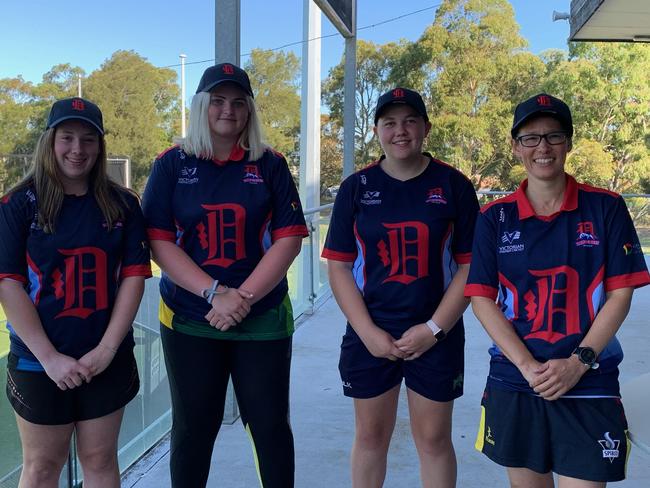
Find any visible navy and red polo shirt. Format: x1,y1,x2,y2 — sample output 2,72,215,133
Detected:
465,174,650,397
322,154,479,334
0,185,152,366
142,145,308,326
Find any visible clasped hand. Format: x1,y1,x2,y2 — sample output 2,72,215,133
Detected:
42,352,92,391
204,287,253,331
362,323,437,362
521,357,588,401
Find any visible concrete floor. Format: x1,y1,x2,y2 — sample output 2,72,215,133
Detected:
123,281,650,488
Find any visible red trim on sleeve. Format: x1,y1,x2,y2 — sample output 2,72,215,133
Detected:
322,248,357,262
464,283,498,300
271,225,309,240
147,228,176,242
0,273,27,283
605,271,650,291
120,264,153,279
454,252,472,264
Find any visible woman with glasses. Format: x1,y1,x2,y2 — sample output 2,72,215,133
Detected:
323,87,479,488
466,93,650,487
0,97,151,487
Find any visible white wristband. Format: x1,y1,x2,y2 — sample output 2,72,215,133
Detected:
425,319,442,335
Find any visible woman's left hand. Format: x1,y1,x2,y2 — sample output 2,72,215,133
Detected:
78,343,117,380
394,324,438,360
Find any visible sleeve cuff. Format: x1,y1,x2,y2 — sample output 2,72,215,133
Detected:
120,264,153,279
271,225,310,240
0,273,27,284
464,283,498,300
147,228,176,242
321,248,356,262
605,271,650,291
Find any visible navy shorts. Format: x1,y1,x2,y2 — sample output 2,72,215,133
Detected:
338,323,464,402
475,385,629,482
6,348,139,425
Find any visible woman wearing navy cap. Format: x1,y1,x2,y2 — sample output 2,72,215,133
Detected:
466,93,650,486
323,87,479,487
0,97,151,487
142,63,308,487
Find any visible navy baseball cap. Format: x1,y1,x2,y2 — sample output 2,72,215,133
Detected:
47,97,104,135
374,87,429,124
196,63,254,97
511,93,573,138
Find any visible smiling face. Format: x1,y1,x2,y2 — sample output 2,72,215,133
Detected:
53,120,101,194
207,82,250,144
512,115,571,185
374,104,431,163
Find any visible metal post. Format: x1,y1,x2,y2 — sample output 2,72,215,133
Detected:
77,74,82,98
342,36,357,177
215,0,241,65
299,0,322,309
179,54,187,137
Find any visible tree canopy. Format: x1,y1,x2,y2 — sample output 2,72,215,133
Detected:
1,0,649,203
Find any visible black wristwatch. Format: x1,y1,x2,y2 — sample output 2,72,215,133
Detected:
572,346,599,370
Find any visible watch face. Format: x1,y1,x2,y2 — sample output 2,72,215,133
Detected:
579,347,596,365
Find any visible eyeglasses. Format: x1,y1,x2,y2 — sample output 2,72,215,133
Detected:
515,131,568,147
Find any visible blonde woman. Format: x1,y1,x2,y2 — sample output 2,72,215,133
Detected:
142,63,308,487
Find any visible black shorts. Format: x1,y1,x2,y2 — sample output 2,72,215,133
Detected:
475,385,629,482
6,348,140,425
338,324,464,402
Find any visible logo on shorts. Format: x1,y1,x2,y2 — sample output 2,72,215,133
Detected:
598,432,620,463
485,426,495,446
342,381,352,389
452,373,463,390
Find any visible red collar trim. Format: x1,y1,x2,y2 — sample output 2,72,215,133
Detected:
515,174,578,220
212,145,245,165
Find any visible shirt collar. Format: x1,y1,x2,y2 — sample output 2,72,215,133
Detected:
212,145,245,165
515,173,578,220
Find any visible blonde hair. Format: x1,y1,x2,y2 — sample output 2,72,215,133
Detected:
6,127,131,233
177,91,268,161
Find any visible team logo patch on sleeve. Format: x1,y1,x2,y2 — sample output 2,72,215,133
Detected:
598,432,620,462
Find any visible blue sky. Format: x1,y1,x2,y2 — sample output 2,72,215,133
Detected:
1,0,572,101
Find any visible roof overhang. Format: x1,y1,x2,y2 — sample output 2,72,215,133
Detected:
569,0,650,42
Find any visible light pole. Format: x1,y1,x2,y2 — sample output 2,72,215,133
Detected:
180,54,187,137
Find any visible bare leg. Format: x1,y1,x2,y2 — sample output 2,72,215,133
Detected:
507,467,555,488
75,407,125,488
557,475,605,488
15,414,74,488
351,384,401,488
406,388,456,488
